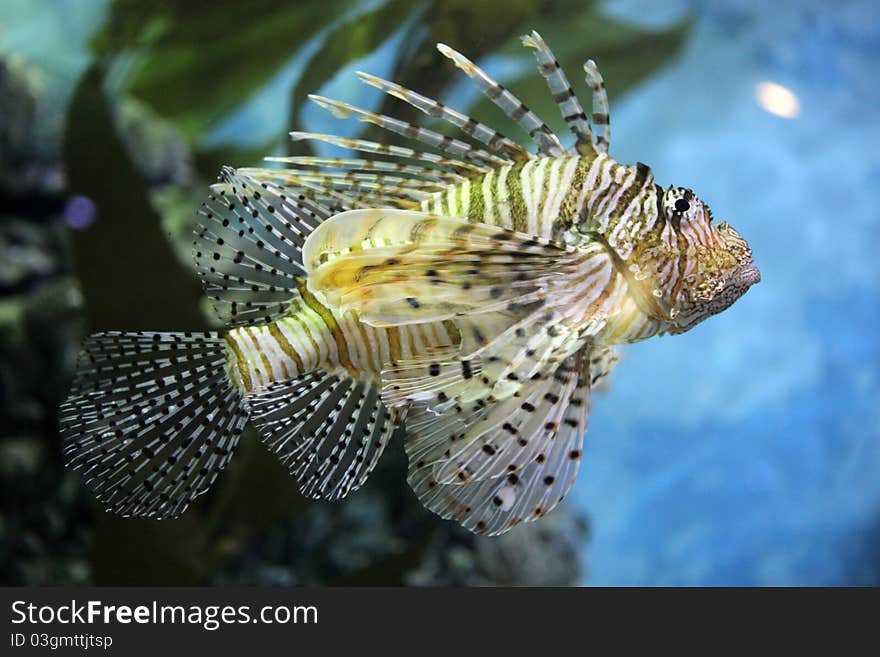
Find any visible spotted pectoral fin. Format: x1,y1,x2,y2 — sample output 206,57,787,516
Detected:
381,302,584,410
402,341,589,487
302,209,581,326
380,345,470,410
589,344,619,390
247,370,401,501
406,344,592,535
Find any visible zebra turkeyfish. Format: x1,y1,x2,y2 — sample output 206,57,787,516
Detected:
59,32,759,535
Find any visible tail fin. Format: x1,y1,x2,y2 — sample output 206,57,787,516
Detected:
59,331,249,519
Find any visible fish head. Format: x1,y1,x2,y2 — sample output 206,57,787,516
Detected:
651,186,760,334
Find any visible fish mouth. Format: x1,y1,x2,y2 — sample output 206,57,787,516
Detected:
716,261,760,311
667,261,760,334
731,261,761,289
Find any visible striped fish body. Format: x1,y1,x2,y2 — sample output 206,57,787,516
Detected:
225,280,458,395
225,255,635,399
420,155,590,240
227,153,662,397
418,153,668,345
423,154,663,261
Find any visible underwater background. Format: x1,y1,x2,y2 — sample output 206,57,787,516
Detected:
1,0,877,586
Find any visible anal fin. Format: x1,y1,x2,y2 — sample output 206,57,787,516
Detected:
248,370,401,501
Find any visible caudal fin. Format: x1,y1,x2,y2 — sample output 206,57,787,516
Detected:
59,331,249,519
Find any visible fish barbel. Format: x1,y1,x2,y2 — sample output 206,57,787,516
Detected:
59,32,758,535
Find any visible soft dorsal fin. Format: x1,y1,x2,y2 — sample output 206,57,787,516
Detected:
194,168,333,327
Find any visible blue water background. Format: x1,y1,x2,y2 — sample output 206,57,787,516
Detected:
577,0,880,585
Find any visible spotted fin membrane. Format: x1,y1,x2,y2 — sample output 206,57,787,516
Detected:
374,307,587,515
407,345,591,535
302,208,586,326
400,338,586,486
59,332,248,519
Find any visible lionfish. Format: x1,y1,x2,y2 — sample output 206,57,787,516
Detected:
59,33,759,535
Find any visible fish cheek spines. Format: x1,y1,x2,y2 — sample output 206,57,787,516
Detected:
650,186,760,334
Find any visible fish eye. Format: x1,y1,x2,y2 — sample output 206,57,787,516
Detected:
674,198,690,213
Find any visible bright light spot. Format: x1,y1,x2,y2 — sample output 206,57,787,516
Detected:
495,485,516,512
755,81,800,118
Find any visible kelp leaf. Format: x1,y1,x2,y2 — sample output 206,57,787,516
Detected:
61,63,204,331
94,0,358,139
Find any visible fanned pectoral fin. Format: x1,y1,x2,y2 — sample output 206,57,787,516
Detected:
380,304,583,413
302,209,581,326
406,345,592,535
403,342,589,486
